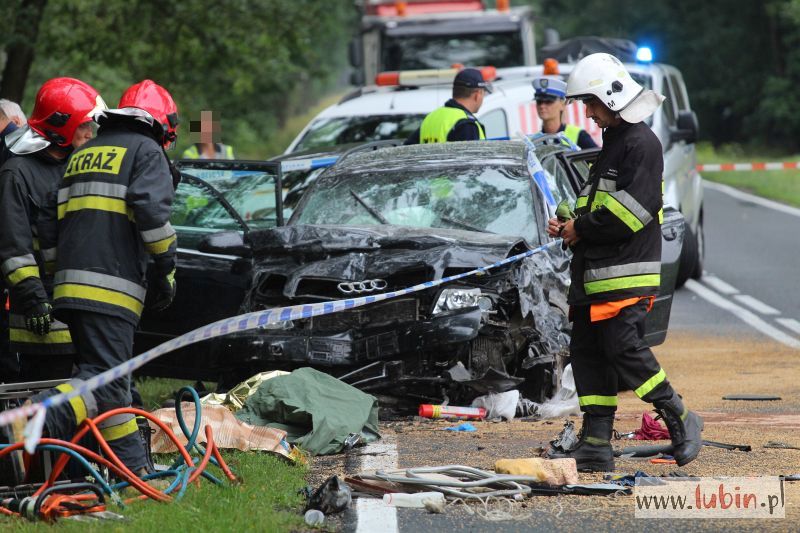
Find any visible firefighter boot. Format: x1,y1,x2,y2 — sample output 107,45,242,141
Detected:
655,392,703,467
549,414,615,472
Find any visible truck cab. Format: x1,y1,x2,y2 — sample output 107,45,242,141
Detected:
350,0,536,85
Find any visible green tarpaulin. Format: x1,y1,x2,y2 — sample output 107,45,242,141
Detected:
235,367,380,455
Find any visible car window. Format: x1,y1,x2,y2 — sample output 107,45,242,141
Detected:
382,32,524,70
542,155,577,206
481,108,508,139
293,114,424,152
171,167,280,242
294,165,539,242
669,74,688,110
661,76,676,126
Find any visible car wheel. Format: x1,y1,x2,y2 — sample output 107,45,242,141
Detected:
675,220,698,289
691,213,704,280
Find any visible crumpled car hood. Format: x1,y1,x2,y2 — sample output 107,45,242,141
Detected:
247,224,532,296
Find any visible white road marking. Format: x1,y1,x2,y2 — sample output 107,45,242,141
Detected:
355,439,399,533
704,180,800,218
702,274,739,295
777,318,800,336
733,294,781,315
685,279,800,349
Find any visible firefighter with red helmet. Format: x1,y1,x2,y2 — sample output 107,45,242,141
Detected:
30,80,180,475
0,77,106,382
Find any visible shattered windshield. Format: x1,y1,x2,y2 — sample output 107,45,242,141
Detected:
171,168,279,232
382,32,524,70
294,165,538,241
293,114,424,152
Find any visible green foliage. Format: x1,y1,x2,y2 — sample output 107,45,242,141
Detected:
4,0,356,158
521,0,800,150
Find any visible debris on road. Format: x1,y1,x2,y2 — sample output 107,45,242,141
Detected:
764,441,800,450
494,457,578,485
546,419,579,454
236,367,380,455
304,509,325,527
383,491,446,509
471,390,519,420
722,394,782,401
200,370,289,410
518,364,580,420
419,404,486,420
442,422,477,432
304,475,352,515
632,412,671,440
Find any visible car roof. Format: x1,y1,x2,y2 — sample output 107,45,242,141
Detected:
320,60,676,120
324,140,561,176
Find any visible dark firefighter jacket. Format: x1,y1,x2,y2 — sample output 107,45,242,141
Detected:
568,120,664,306
40,120,177,326
0,150,74,354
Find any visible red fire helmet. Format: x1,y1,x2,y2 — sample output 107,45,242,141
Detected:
28,77,105,147
118,80,179,147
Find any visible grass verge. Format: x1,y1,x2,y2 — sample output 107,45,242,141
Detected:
697,142,800,207
1,378,308,532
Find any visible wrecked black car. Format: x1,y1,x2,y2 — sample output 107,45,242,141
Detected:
136,140,684,406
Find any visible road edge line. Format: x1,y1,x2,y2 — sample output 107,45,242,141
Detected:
703,180,800,218
685,279,800,349
355,438,399,533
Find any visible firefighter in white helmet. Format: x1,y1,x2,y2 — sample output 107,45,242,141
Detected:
546,53,703,471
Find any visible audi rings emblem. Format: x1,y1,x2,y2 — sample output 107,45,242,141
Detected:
337,279,388,294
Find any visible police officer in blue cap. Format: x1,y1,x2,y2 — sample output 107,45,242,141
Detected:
405,68,491,145
533,76,597,149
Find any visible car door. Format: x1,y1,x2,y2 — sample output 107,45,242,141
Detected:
135,160,283,379
556,148,684,346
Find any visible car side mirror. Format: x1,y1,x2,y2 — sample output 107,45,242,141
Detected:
197,231,252,258
670,110,699,144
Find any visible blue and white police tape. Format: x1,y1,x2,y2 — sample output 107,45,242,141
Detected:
280,156,339,173
1,239,562,449
520,133,557,207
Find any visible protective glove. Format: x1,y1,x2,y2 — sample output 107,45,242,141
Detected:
25,302,53,336
148,271,176,311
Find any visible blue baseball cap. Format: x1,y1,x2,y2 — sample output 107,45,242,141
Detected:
454,68,493,93
533,76,567,101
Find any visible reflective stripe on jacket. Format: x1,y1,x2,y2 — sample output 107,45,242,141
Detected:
0,151,74,354
419,107,486,143
569,121,664,305
46,124,177,325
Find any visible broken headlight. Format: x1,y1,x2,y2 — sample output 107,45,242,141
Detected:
433,287,490,314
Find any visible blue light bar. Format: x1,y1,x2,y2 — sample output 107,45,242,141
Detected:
636,46,653,63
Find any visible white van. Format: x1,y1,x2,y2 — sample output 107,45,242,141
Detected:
286,62,703,285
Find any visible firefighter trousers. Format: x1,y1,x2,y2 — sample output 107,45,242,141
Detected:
32,310,147,472
570,300,674,416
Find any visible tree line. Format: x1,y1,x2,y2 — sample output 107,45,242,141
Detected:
2,1,797,153
0,0,355,158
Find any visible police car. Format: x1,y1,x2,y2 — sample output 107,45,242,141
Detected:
285,51,703,285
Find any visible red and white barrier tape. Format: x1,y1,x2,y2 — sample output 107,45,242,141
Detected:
697,162,800,172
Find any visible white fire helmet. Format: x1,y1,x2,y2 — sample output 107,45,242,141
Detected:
566,53,664,123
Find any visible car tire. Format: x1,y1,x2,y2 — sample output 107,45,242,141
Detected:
691,214,704,280
675,220,698,289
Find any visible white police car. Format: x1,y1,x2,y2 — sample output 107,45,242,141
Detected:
286,53,703,285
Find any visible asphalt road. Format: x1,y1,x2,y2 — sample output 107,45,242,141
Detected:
336,180,800,532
